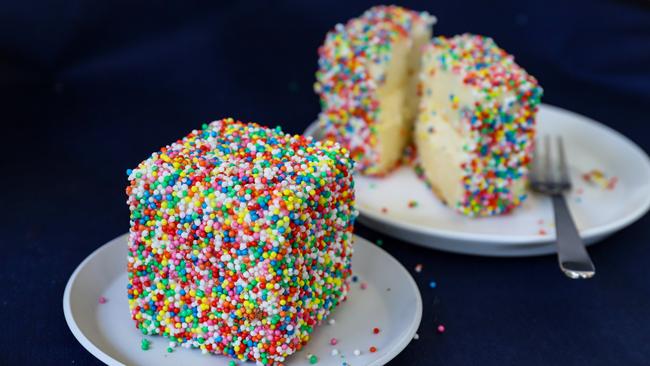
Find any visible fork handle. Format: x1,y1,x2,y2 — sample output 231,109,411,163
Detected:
551,194,596,279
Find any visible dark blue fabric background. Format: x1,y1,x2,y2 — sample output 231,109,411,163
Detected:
2,1,650,365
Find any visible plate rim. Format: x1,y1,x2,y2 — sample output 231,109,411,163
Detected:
63,233,422,366
63,235,128,366
305,103,650,246
361,234,423,366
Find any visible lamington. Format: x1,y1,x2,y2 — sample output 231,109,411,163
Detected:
125,118,356,365
415,34,543,216
315,5,436,175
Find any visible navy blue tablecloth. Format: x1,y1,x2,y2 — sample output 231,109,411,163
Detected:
2,1,650,365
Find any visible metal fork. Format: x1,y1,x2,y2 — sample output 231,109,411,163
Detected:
529,136,595,279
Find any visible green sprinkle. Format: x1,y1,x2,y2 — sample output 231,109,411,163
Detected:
309,354,318,364
141,338,150,351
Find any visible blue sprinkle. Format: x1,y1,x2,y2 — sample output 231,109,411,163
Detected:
429,281,437,289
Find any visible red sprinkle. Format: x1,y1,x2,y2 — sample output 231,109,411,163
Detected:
373,327,380,334
369,346,377,353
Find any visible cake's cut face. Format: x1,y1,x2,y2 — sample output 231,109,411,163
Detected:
415,34,543,216
315,5,435,175
125,119,355,365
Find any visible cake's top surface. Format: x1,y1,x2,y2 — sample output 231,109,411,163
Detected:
128,118,353,193
315,5,434,173
428,33,542,102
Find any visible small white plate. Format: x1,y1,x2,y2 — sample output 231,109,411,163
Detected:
63,234,422,366
305,104,650,256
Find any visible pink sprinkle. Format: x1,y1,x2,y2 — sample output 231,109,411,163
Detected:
437,324,445,333
537,219,544,225
607,177,618,190
360,282,368,290
98,296,107,304
414,264,423,273
330,337,338,345
381,207,388,214
538,229,547,236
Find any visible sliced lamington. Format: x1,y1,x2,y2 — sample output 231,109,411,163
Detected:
315,5,436,175
125,118,356,365
415,34,543,216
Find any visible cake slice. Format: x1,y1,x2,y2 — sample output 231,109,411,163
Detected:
415,34,543,216
125,118,356,365
315,5,436,175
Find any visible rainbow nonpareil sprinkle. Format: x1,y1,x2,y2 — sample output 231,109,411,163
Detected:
582,169,618,190
419,34,543,216
126,118,356,365
314,5,435,175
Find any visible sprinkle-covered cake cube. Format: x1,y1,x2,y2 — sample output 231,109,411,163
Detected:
315,5,436,175
415,34,543,216
125,118,356,365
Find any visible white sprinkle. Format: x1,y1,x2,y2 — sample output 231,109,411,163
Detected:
328,318,336,325
413,333,420,340
353,349,361,356
331,348,339,356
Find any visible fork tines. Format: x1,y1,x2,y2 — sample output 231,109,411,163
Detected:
530,135,571,193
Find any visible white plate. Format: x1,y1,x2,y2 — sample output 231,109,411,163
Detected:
63,234,422,366
305,104,650,256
